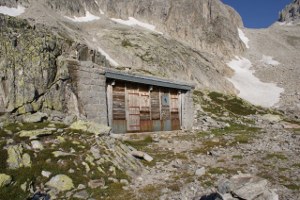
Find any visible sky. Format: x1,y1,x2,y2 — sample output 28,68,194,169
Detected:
222,0,293,28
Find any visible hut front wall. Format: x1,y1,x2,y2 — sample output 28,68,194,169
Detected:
108,81,182,133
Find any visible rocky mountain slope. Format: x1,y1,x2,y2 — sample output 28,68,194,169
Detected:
0,0,250,117
0,0,300,199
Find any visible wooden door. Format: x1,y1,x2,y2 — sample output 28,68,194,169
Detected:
112,82,126,133
140,86,151,132
127,84,140,132
170,91,180,130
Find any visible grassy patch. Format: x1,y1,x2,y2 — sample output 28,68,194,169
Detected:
124,136,153,148
284,184,300,190
232,155,243,159
265,153,288,160
138,184,162,200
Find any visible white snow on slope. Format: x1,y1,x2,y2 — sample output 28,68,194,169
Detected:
65,11,100,22
261,55,280,66
111,17,162,34
97,47,119,67
0,5,25,16
238,28,249,48
227,56,284,107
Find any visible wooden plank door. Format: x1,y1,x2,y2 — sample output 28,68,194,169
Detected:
112,82,127,133
170,91,180,130
140,86,151,132
127,84,140,132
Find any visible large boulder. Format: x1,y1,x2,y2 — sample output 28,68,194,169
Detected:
70,120,111,136
19,129,53,138
0,174,12,187
46,174,74,192
22,112,48,123
6,145,31,169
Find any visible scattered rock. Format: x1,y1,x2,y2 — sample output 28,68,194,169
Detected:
7,145,23,169
73,190,89,199
20,182,27,191
77,184,86,190
70,120,111,136
120,179,129,185
56,136,66,143
22,112,48,123
31,140,44,150
195,167,206,177
22,153,32,167
88,178,105,189
108,177,118,183
261,114,282,123
19,129,53,139
90,146,101,160
131,150,153,162
216,174,277,200
52,151,74,158
0,173,12,187
42,171,51,178
82,162,90,173
45,174,74,192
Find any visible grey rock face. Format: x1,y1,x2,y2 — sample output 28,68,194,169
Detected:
279,0,300,22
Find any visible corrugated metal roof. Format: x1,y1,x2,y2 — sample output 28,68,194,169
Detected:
105,70,195,91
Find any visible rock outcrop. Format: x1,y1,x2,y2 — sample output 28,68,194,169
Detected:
279,0,300,23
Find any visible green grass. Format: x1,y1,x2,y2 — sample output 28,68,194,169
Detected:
124,136,153,149
265,153,288,160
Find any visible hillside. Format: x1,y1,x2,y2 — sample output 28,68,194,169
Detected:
0,0,300,199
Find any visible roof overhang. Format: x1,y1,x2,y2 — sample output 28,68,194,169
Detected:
105,70,195,91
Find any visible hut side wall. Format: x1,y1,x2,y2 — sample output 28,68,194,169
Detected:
181,90,194,130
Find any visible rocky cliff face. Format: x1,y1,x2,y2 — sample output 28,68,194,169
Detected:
95,0,244,56
279,0,300,22
0,15,75,116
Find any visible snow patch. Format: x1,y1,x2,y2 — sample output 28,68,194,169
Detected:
278,21,293,26
227,56,284,107
0,5,25,16
111,17,162,34
238,28,249,49
261,55,280,66
97,47,119,67
65,11,100,22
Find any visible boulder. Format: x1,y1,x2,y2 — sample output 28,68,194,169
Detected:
0,174,12,187
88,178,105,189
46,174,74,192
19,129,53,138
52,151,74,158
70,120,111,136
195,167,206,177
217,174,274,200
73,190,89,199
230,174,268,200
22,112,48,123
42,171,52,178
131,150,153,162
31,140,44,150
22,153,32,167
7,145,23,169
261,114,282,123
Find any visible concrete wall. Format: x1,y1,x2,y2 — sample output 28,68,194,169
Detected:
181,90,194,130
68,60,108,124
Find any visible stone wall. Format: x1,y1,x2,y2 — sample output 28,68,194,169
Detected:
181,90,194,130
68,60,108,125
